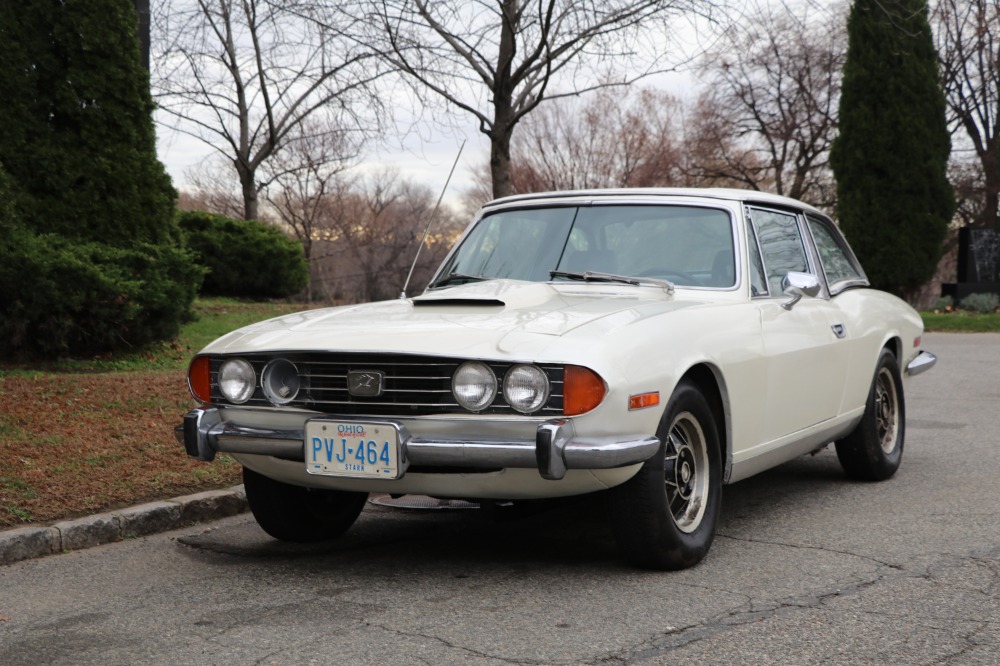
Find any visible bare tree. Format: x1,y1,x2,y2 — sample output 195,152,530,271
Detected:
935,0,1000,228
312,170,463,303
262,121,361,299
355,0,723,199
517,88,690,190
463,87,691,209
949,159,992,229
152,0,385,220
690,1,846,208
178,156,246,218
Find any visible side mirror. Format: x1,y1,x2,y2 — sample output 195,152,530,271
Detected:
781,272,821,310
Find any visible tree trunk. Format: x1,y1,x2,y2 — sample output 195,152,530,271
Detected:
489,0,518,200
237,162,258,220
490,129,514,199
980,143,1000,228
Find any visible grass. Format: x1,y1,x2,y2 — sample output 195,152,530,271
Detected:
0,297,311,529
0,297,310,376
921,311,1000,333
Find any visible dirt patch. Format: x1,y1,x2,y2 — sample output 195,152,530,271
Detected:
0,371,240,528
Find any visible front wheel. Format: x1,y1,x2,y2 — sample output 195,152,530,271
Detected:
835,348,905,481
243,467,368,542
608,380,722,570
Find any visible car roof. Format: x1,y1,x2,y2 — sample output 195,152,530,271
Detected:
482,187,826,217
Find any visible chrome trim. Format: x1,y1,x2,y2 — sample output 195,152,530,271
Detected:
181,407,221,461
175,408,659,480
205,353,566,417
906,351,937,377
537,420,573,480
781,272,822,310
432,199,743,294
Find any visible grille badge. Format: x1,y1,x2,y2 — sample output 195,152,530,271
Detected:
347,370,384,397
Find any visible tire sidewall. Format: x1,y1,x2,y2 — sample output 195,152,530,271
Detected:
609,380,722,569
243,467,368,542
877,349,906,467
836,347,906,480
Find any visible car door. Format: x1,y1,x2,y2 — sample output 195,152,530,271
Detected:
747,206,851,443
803,213,875,414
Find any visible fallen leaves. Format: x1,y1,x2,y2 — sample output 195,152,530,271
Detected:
0,371,241,528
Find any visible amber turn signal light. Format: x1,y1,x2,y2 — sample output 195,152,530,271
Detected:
563,365,606,415
188,355,212,405
628,392,660,410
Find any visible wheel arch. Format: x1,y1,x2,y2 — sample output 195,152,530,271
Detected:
678,363,732,484
884,335,902,361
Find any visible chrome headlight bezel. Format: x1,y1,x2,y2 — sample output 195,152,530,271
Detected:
261,358,300,405
503,364,550,414
218,358,256,404
452,361,498,412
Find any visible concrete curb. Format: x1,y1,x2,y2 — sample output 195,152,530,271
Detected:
0,485,247,566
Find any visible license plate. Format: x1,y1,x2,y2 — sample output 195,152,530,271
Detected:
304,420,402,479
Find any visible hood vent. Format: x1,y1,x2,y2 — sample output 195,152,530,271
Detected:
412,298,505,307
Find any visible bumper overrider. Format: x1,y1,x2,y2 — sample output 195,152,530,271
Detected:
905,350,937,376
175,408,660,481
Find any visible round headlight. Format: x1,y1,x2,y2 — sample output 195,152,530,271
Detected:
218,358,256,404
503,364,550,414
261,358,300,405
452,362,497,412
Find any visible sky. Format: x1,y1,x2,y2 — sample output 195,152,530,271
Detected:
154,105,492,208
152,4,736,211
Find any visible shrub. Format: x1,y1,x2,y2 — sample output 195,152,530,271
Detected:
961,292,999,314
0,228,203,358
931,295,953,311
179,211,308,298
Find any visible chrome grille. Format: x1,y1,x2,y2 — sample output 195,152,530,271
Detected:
209,353,565,416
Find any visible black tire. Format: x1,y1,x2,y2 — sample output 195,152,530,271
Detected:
608,380,722,570
243,467,368,542
835,347,905,481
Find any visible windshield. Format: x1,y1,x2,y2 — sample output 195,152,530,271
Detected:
434,204,736,289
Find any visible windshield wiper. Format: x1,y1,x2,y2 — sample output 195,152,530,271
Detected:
550,270,674,293
428,272,490,289
551,270,638,285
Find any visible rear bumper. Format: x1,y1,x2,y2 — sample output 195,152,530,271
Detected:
175,407,659,481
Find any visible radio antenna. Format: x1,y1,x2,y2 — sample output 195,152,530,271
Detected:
399,139,466,299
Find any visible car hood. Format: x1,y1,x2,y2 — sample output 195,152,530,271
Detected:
204,279,702,358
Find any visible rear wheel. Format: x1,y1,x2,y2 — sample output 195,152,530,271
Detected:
608,380,722,570
243,467,368,542
835,348,905,481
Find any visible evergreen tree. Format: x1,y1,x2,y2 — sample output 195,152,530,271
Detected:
0,2,202,358
830,0,954,298
0,0,176,245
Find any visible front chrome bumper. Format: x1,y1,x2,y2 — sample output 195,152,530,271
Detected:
175,408,660,481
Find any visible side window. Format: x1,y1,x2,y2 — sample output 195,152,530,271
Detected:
749,208,809,295
745,219,768,296
807,216,865,292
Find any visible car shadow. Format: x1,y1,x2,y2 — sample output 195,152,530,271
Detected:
177,447,857,571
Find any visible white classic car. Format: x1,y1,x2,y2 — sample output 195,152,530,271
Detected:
176,188,936,569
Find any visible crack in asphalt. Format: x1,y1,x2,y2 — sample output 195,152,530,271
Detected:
364,619,551,666
172,520,1000,664
588,547,1000,664
716,532,907,571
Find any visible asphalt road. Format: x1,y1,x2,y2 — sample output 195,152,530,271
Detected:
1,332,998,665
